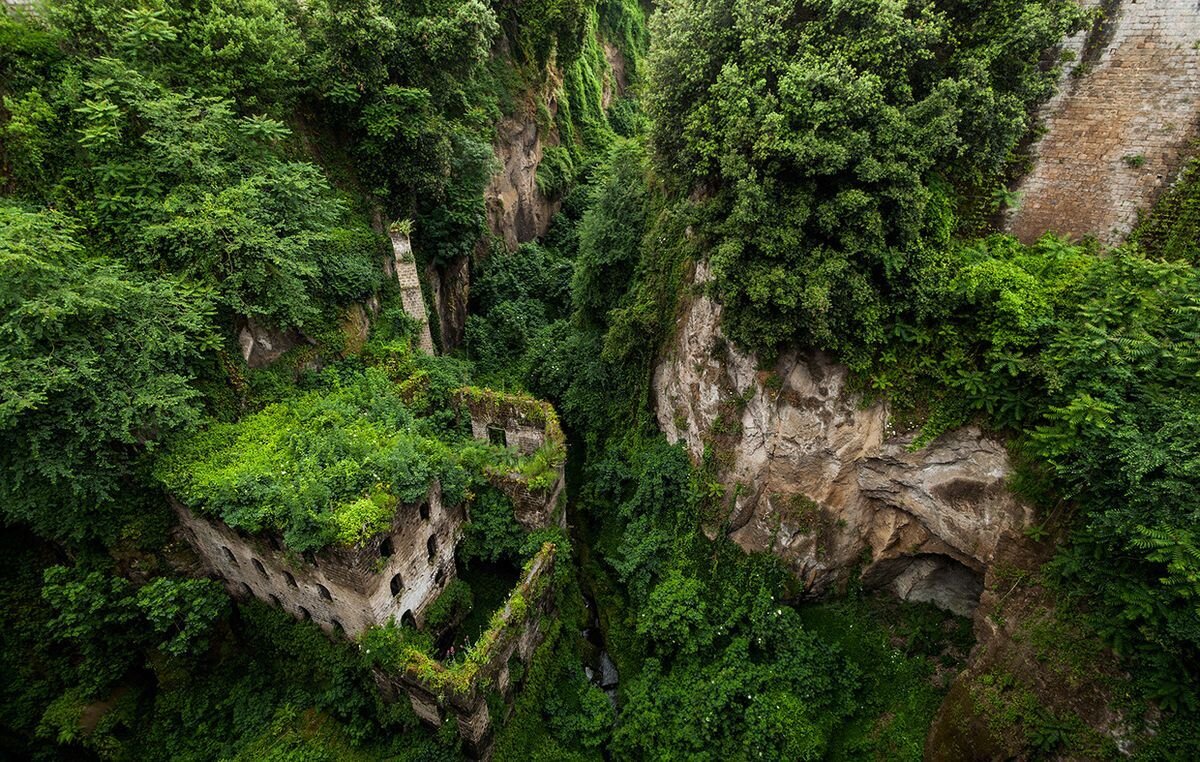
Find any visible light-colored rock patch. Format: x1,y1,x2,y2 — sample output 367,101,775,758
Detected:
653,265,1032,613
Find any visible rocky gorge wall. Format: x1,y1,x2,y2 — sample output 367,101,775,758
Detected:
653,264,1032,616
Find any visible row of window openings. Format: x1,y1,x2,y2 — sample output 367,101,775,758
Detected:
221,536,440,600
236,584,350,633
222,546,333,600
378,531,437,561
236,583,417,632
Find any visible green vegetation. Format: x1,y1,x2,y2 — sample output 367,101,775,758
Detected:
3,0,1198,758
158,365,473,552
641,0,1200,750
0,204,217,545
646,0,1086,365
362,541,560,699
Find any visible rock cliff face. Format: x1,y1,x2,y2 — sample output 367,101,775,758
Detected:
485,111,561,252
653,264,1031,616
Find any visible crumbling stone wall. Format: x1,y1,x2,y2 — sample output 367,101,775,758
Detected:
375,544,559,760
173,483,462,636
454,388,567,531
388,228,436,354
1007,0,1200,245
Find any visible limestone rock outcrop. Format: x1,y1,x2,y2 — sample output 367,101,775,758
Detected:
653,265,1032,615
237,316,310,368
485,111,561,251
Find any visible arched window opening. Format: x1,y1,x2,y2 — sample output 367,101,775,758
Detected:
379,537,394,558
283,571,297,588
240,582,253,596
316,583,332,601
268,594,282,607
401,610,416,629
221,546,238,566
331,619,344,634
434,567,445,585
419,502,430,521
426,535,437,561
252,558,269,579
267,535,282,551
390,573,404,597
298,606,311,621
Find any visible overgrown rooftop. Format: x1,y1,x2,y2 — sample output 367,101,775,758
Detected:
157,351,558,553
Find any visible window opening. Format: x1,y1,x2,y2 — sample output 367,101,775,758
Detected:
487,426,507,447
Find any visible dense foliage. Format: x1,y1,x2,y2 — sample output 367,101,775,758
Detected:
4,0,1198,758
647,0,1084,365
158,364,477,551
644,0,1200,744
0,204,217,544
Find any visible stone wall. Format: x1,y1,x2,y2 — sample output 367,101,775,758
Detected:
388,229,436,354
376,543,559,760
1007,0,1200,245
454,388,568,531
173,483,462,636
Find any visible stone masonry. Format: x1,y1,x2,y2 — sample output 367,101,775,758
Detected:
173,389,567,757
454,388,568,532
174,483,462,637
1007,0,1200,245
389,228,436,353
376,543,559,760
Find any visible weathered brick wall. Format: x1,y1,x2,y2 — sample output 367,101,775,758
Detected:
173,484,463,636
388,229,436,354
1007,0,1200,245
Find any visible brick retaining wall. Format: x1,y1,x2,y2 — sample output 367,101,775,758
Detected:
1007,0,1200,245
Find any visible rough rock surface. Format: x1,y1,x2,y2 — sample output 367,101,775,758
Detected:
237,317,308,369
601,41,628,109
653,265,1032,614
485,111,561,251
925,534,1133,759
425,255,470,352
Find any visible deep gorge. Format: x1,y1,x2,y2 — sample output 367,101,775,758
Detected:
2,0,1199,759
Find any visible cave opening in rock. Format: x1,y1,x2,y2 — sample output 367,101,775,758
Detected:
864,553,984,618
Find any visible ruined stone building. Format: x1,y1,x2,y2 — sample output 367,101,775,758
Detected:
173,388,567,757
173,481,460,637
